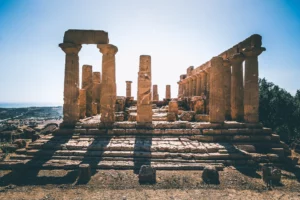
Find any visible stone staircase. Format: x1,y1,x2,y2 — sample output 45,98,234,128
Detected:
0,121,291,171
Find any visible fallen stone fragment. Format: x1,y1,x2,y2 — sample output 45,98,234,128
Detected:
138,165,156,183
202,165,219,184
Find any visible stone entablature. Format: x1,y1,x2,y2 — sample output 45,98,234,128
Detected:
178,34,266,123
63,29,109,44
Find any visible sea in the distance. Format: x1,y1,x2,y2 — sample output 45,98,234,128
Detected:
0,102,63,108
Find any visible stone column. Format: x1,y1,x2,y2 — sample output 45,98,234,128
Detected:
92,72,101,114
165,85,171,99
209,57,225,123
200,71,207,95
243,47,265,123
59,43,82,127
205,68,211,114
81,65,93,117
223,60,231,120
126,81,132,98
179,74,186,98
97,44,118,125
79,89,86,119
182,79,187,97
186,78,190,97
188,77,193,97
191,75,197,96
153,85,159,101
177,81,181,98
137,55,152,123
229,53,245,121
195,73,201,96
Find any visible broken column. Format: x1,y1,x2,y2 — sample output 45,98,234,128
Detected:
165,85,171,99
92,72,101,114
126,81,132,98
229,53,245,121
243,45,265,123
79,89,86,119
209,57,225,123
137,55,152,124
59,43,82,127
191,75,197,96
152,85,159,101
97,44,118,126
223,60,231,120
82,65,93,117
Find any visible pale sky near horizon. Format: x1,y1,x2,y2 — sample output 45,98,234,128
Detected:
0,0,299,105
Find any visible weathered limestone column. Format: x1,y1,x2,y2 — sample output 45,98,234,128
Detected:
59,43,82,127
153,85,159,101
229,53,245,121
177,81,181,98
126,81,132,98
223,60,231,120
97,44,118,125
200,71,207,95
243,46,265,123
195,73,201,96
82,65,93,117
209,57,225,123
204,68,210,114
188,77,193,97
191,75,197,96
182,79,187,97
166,85,171,99
137,55,152,123
186,78,190,97
79,89,86,119
179,74,186,98
92,72,101,114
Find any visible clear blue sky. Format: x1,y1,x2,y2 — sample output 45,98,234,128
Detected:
0,0,299,104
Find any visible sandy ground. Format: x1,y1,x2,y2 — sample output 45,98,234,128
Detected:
0,168,300,200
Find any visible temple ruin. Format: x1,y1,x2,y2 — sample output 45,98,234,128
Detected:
0,30,293,176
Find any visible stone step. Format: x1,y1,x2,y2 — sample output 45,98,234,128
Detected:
23,149,248,160
75,121,264,130
9,154,250,164
0,160,224,170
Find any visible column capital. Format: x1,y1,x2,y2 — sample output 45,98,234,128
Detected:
242,46,266,57
126,81,132,84
228,53,245,64
180,74,187,80
223,59,231,67
59,43,82,54
191,75,197,80
97,44,118,55
199,70,207,75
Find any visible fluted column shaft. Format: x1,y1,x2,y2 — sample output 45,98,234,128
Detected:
126,81,132,97
166,85,171,99
191,76,197,96
59,43,82,127
92,72,101,114
153,84,159,101
223,60,231,120
82,65,93,117
230,53,245,121
209,57,225,123
97,44,118,124
137,55,152,123
195,74,201,96
243,47,265,122
200,71,207,95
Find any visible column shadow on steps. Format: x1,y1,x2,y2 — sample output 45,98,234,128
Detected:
221,143,261,179
0,133,75,186
79,134,112,177
133,134,153,174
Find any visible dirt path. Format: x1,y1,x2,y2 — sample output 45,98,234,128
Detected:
0,168,300,200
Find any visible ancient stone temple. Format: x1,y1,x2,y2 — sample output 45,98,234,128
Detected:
1,31,293,176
